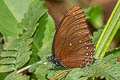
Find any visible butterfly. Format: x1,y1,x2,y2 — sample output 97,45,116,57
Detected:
48,6,94,68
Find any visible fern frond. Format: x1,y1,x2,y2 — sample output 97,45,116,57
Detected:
28,13,55,80
0,0,47,72
5,71,30,80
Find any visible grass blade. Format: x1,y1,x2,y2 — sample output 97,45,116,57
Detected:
95,0,120,58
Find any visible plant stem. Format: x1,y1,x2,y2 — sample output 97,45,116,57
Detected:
17,61,42,74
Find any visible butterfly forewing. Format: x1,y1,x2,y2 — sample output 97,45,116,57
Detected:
52,6,94,67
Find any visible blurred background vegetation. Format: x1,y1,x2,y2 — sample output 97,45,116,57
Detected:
45,0,117,27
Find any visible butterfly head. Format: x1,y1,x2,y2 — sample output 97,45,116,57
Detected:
47,56,61,66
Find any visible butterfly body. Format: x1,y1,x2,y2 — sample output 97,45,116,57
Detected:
48,6,94,68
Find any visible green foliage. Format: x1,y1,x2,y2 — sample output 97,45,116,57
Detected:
28,12,55,80
84,5,104,29
37,13,55,59
0,0,47,73
1,0,55,79
91,29,103,46
0,33,3,53
0,0,33,37
0,73,6,80
107,46,120,54
0,0,120,80
95,0,120,58
32,12,55,59
5,71,30,80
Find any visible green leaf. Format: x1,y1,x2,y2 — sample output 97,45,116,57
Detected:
95,0,120,58
34,63,52,80
0,0,47,72
29,12,55,80
0,73,6,80
0,0,33,37
29,12,55,65
19,0,47,31
66,68,88,80
106,46,120,55
85,49,120,80
0,33,3,53
29,60,53,80
91,29,103,46
84,5,104,29
5,71,29,80
33,13,48,53
28,9,48,65
0,33,3,43
29,13,49,65
5,0,34,22
85,48,120,79
33,13,55,59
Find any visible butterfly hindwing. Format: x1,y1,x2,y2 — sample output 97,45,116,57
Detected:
52,6,94,67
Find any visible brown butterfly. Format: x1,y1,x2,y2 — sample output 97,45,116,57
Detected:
48,6,94,68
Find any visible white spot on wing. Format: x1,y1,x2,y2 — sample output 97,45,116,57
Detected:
86,47,89,49
79,40,82,43
73,12,75,14
75,16,77,18
69,42,72,46
84,42,87,44
86,53,89,56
